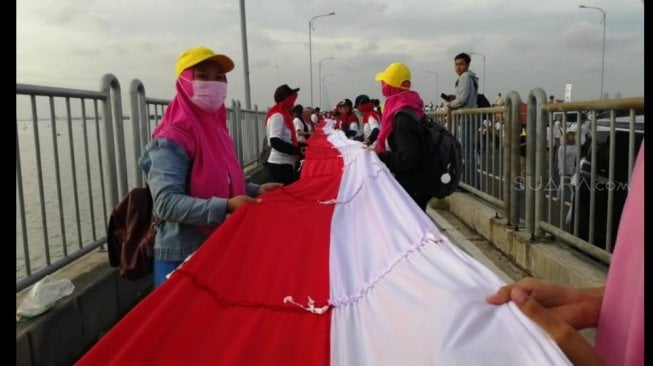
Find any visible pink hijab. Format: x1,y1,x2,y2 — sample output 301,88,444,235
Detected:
151,68,246,231
594,142,644,366
375,83,424,152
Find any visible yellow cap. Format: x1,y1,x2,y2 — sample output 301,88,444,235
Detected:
374,62,411,88
174,46,235,77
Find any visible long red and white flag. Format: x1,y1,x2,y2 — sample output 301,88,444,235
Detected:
78,122,570,365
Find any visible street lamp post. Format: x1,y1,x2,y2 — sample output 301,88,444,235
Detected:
323,81,334,110
469,52,486,94
318,56,334,110
320,74,332,110
309,12,335,107
238,0,251,109
427,70,438,106
579,5,606,100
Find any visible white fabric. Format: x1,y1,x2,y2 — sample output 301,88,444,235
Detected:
323,118,337,132
324,133,571,365
348,121,360,132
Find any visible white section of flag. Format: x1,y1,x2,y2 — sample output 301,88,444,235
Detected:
326,132,571,365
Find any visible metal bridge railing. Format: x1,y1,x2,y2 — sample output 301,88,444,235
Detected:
430,92,644,265
16,76,267,292
16,76,643,291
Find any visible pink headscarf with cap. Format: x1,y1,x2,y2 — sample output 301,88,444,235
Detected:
375,82,425,152
151,68,246,233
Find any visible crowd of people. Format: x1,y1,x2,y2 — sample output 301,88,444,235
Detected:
137,44,641,365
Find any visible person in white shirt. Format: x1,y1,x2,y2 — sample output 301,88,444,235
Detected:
494,92,504,106
302,107,314,133
310,107,322,128
354,94,381,147
558,127,578,226
547,120,562,149
265,84,303,185
291,104,311,144
336,99,361,140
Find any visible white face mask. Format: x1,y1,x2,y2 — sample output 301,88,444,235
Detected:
187,80,228,112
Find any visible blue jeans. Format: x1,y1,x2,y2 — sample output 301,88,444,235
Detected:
153,259,182,287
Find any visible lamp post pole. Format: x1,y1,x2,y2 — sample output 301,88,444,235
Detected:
321,74,333,109
427,70,438,106
309,12,335,107
469,52,486,94
323,81,334,110
318,57,334,110
238,0,251,109
579,5,606,99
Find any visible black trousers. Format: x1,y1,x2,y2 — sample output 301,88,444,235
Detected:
411,192,432,211
265,162,299,186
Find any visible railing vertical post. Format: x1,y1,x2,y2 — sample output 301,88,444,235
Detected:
503,91,521,226
129,79,146,187
254,104,261,159
528,87,548,238
99,74,120,207
232,99,244,166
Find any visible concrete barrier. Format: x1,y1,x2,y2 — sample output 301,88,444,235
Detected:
446,192,608,288
16,250,152,365
16,165,271,365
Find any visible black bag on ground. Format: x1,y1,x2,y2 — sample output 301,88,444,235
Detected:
107,186,159,280
396,108,463,199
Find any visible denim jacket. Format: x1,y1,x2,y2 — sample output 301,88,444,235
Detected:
138,138,260,261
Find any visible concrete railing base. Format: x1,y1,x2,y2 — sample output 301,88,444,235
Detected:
446,191,608,288
16,250,152,366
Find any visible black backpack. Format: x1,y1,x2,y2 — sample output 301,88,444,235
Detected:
477,93,491,108
395,108,463,199
472,79,491,108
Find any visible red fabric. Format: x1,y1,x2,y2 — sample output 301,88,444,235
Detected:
375,84,424,152
76,127,343,366
336,111,359,130
357,103,380,125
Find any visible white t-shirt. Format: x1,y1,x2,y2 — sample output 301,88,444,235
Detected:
363,115,380,143
343,118,361,139
558,141,578,177
546,123,562,145
293,117,307,143
580,121,590,146
267,112,298,165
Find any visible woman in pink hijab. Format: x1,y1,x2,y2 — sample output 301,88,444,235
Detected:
486,142,644,366
139,46,282,287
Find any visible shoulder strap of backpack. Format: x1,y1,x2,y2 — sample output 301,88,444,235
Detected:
394,107,445,148
394,107,421,123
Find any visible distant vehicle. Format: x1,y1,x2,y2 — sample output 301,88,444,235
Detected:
574,114,644,251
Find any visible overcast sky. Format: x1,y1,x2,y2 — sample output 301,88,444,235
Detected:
17,0,644,111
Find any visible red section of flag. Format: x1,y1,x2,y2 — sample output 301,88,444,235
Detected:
78,128,343,365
